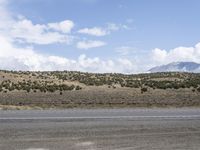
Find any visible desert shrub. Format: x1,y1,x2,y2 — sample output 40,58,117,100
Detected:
8,86,15,91
47,85,56,92
141,87,148,93
75,85,82,90
26,88,30,93
197,87,200,92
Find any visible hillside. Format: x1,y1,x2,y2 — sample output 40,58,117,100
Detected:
0,70,200,109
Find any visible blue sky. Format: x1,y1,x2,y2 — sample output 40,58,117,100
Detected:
0,0,200,73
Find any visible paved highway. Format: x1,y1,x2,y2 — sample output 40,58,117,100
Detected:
0,108,200,150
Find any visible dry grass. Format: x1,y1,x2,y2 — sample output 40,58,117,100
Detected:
1,71,200,109
0,86,200,109
0,104,43,110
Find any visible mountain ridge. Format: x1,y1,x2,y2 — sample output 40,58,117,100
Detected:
149,62,200,73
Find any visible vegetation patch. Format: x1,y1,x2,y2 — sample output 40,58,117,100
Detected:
0,70,200,109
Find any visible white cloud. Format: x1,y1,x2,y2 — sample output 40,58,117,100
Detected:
76,54,136,73
151,43,200,65
0,34,137,73
78,27,107,36
152,48,167,63
0,1,74,45
78,23,129,36
117,58,135,73
10,19,74,45
48,20,74,33
77,40,106,49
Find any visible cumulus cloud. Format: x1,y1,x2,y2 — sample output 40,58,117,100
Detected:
10,19,74,45
151,43,200,65
48,20,74,33
152,48,167,63
0,0,74,45
0,35,76,71
76,40,106,49
0,35,136,73
76,54,135,73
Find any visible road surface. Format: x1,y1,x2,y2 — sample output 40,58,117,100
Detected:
0,108,200,150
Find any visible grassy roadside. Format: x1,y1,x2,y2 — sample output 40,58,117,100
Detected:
0,104,44,110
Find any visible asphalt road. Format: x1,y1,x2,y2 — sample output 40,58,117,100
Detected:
0,108,200,150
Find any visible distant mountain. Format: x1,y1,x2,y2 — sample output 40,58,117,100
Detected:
149,62,200,73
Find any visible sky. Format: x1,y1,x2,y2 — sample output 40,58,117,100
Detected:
0,0,200,73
